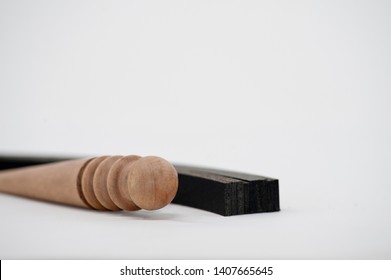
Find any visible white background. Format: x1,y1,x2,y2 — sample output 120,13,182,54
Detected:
0,0,390,259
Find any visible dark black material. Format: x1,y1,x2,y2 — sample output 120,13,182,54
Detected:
0,155,64,170
0,155,280,216
173,165,279,216
173,166,247,216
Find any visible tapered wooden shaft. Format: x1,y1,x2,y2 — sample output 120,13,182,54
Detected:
0,155,178,211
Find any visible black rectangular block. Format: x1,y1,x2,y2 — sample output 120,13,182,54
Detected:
173,165,280,216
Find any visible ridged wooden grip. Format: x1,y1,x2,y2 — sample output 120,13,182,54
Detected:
0,155,178,211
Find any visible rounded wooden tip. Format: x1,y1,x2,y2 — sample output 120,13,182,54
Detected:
127,156,179,210
79,155,178,211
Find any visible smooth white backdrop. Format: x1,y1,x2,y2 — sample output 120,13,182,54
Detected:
0,0,390,259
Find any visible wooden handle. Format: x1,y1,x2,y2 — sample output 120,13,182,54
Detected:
0,155,178,211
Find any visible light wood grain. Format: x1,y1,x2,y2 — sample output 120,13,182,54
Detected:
0,155,178,211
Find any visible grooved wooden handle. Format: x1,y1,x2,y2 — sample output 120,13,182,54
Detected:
0,155,178,211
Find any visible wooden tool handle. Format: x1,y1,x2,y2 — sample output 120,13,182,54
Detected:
0,155,178,211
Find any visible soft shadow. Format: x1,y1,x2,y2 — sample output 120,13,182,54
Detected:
101,210,181,221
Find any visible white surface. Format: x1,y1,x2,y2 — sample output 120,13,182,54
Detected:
0,0,391,259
